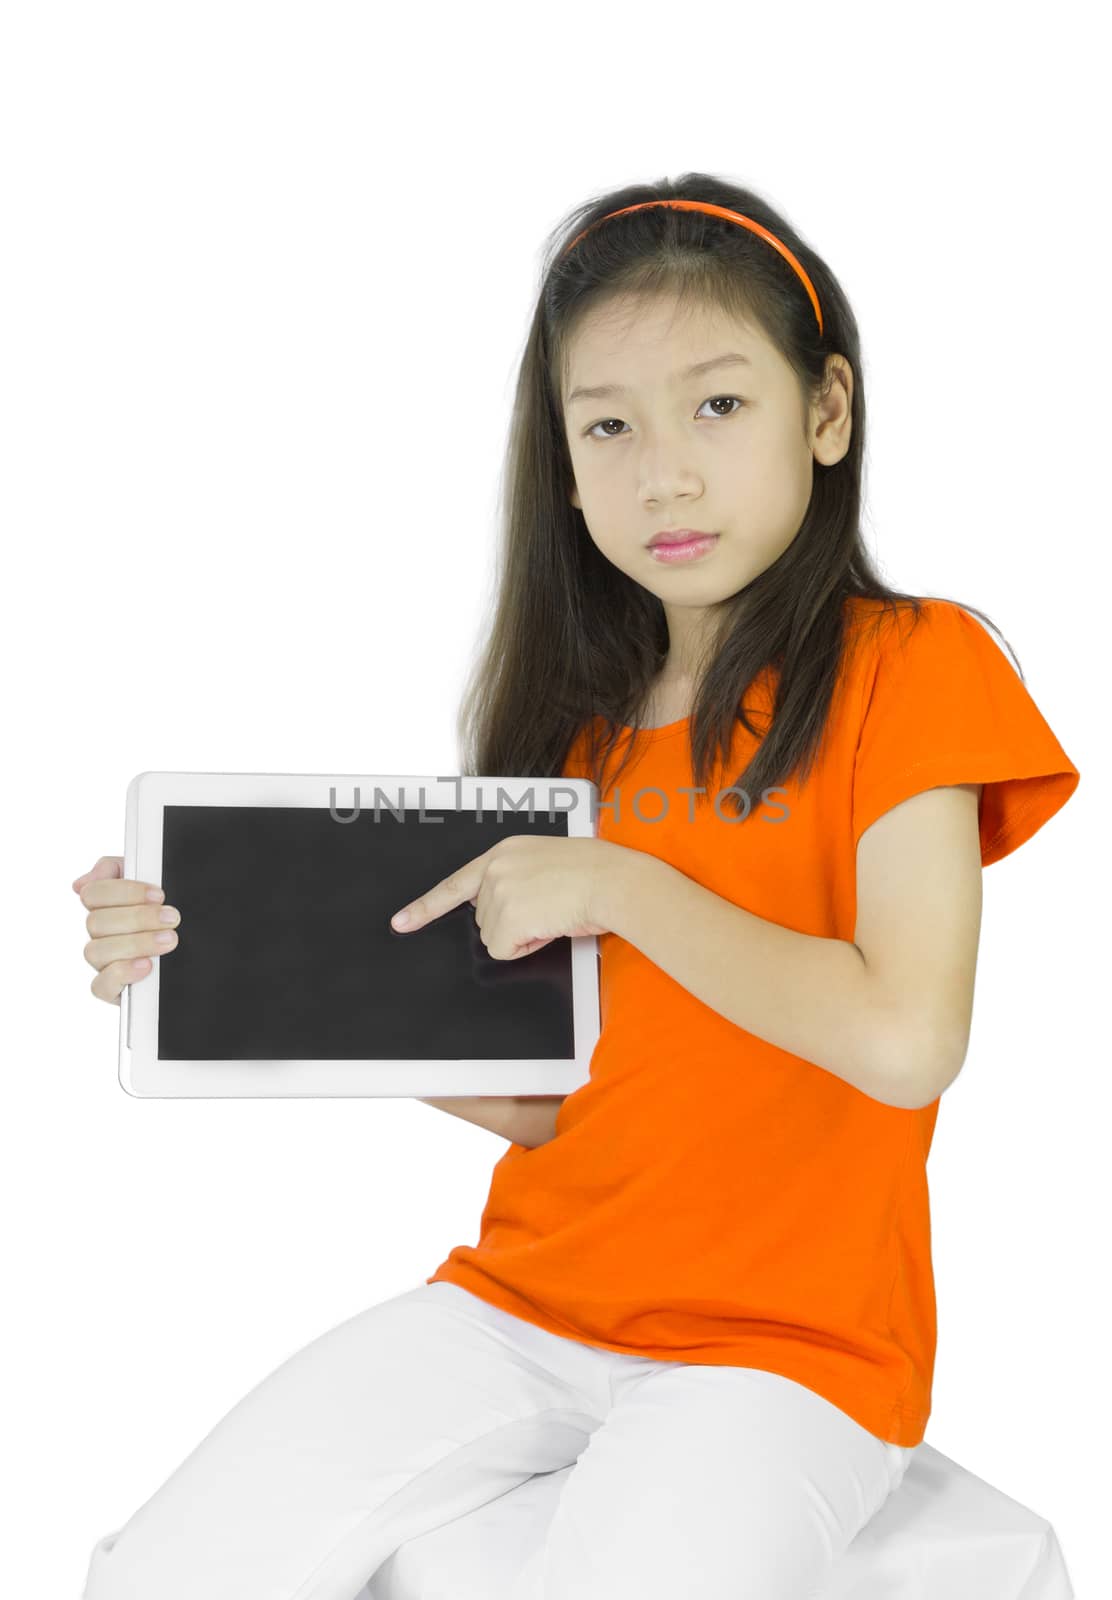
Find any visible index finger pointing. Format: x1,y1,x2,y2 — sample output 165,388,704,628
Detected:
390,856,486,931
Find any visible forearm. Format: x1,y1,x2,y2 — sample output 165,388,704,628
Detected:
510,1096,566,1148
417,1095,563,1147
596,851,920,1110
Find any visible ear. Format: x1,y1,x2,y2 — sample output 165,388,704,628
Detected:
810,353,854,468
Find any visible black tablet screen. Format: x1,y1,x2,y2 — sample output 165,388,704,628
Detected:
156,801,579,1061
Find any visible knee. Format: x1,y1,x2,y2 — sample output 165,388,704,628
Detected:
80,1526,135,1600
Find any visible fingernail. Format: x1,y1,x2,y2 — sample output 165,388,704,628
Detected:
392,909,412,928
145,888,164,903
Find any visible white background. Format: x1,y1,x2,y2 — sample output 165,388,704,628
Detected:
3,2,1107,1594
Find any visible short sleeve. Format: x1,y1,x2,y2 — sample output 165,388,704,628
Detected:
852,601,1080,866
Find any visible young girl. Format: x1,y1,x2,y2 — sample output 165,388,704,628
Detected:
74,175,1080,1600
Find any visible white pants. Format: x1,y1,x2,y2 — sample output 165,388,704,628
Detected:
82,1278,914,1600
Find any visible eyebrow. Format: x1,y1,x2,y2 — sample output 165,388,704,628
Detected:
565,351,753,408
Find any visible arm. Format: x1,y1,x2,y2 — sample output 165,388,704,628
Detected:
418,1095,564,1147
594,784,983,1112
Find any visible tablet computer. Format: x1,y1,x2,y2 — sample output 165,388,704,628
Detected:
119,771,601,1099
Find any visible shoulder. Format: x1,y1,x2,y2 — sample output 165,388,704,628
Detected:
843,593,982,648
841,595,1008,696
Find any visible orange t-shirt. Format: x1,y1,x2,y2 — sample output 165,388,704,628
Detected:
427,597,1080,1446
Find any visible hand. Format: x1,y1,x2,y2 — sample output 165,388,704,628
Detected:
390,835,620,961
73,855,182,1005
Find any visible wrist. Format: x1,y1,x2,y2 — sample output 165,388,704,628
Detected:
593,842,658,937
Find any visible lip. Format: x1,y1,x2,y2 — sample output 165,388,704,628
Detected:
647,533,719,565
647,528,717,547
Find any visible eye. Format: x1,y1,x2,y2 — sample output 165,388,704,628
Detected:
583,395,746,441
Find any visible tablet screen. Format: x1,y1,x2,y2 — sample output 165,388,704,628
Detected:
156,803,577,1062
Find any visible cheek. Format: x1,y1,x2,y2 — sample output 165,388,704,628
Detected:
584,526,644,578
592,532,635,568
749,439,811,518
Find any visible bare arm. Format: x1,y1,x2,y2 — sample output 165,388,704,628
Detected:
418,1095,564,1148
594,785,983,1111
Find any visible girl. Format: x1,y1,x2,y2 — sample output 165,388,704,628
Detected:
74,174,1080,1600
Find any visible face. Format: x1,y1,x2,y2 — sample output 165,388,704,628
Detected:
562,293,854,678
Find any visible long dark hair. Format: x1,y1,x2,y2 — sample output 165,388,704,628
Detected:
456,172,1017,817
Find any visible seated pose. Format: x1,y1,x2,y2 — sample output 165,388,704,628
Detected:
75,174,1080,1600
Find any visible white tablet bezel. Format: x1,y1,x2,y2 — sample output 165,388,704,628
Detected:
119,770,601,1099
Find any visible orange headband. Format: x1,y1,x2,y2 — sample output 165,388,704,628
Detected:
562,199,823,337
